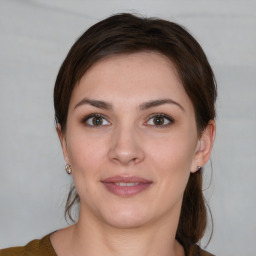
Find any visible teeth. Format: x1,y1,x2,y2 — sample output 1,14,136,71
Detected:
115,182,139,186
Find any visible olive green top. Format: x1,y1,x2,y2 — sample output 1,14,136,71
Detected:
0,234,56,256
0,233,214,256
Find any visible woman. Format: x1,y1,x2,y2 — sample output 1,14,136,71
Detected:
0,13,216,256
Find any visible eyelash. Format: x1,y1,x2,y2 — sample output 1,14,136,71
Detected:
81,113,110,127
145,113,174,127
81,113,174,127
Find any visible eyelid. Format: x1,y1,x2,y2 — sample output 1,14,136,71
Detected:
144,113,174,127
82,113,111,126
81,112,174,127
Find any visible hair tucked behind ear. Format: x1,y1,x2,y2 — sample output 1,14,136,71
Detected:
54,13,217,246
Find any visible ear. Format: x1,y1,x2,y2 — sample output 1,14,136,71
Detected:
191,120,216,173
56,124,70,164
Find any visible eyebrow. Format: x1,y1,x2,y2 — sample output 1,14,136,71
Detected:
74,98,112,110
139,99,184,112
74,98,184,112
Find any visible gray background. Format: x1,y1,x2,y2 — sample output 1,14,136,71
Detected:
0,1,255,255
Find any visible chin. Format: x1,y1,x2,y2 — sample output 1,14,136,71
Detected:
100,204,152,229
106,215,149,229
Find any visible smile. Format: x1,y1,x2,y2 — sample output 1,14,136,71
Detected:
115,182,139,186
102,176,152,197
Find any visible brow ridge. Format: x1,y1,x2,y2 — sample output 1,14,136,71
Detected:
74,98,184,111
74,98,112,110
139,99,184,111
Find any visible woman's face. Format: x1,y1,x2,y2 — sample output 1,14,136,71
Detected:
60,52,208,229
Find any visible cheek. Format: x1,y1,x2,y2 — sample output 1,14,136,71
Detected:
148,128,197,190
66,135,108,203
66,128,108,177
150,139,194,203
149,131,197,172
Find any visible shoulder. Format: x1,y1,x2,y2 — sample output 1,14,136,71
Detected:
188,244,215,256
0,234,56,256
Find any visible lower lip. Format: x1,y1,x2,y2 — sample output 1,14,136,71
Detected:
102,182,152,197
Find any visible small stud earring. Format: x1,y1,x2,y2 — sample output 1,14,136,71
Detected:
65,164,72,174
197,166,201,171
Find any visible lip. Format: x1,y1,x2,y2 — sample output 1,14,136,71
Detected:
101,176,152,197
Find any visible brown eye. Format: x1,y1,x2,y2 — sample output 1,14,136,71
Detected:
83,114,111,126
153,116,165,125
145,114,174,127
92,116,103,126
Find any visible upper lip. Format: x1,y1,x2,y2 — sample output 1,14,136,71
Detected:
102,176,152,184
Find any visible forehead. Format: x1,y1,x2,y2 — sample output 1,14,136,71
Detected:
84,51,180,82
70,52,192,111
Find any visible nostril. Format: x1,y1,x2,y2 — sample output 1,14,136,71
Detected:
109,146,144,165
108,128,145,165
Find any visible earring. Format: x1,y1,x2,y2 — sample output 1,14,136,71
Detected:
197,166,202,171
65,164,72,174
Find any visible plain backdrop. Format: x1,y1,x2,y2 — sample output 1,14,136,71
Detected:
0,1,255,255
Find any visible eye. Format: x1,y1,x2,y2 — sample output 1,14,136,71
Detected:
82,114,111,127
145,113,174,127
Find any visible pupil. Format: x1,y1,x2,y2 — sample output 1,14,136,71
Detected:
93,117,102,125
154,117,164,125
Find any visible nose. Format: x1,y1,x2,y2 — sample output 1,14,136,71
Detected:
108,125,145,166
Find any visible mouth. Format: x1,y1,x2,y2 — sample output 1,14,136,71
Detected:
101,176,153,197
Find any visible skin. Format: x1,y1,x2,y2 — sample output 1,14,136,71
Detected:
52,52,215,256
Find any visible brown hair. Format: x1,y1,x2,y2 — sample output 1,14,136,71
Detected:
54,13,217,247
